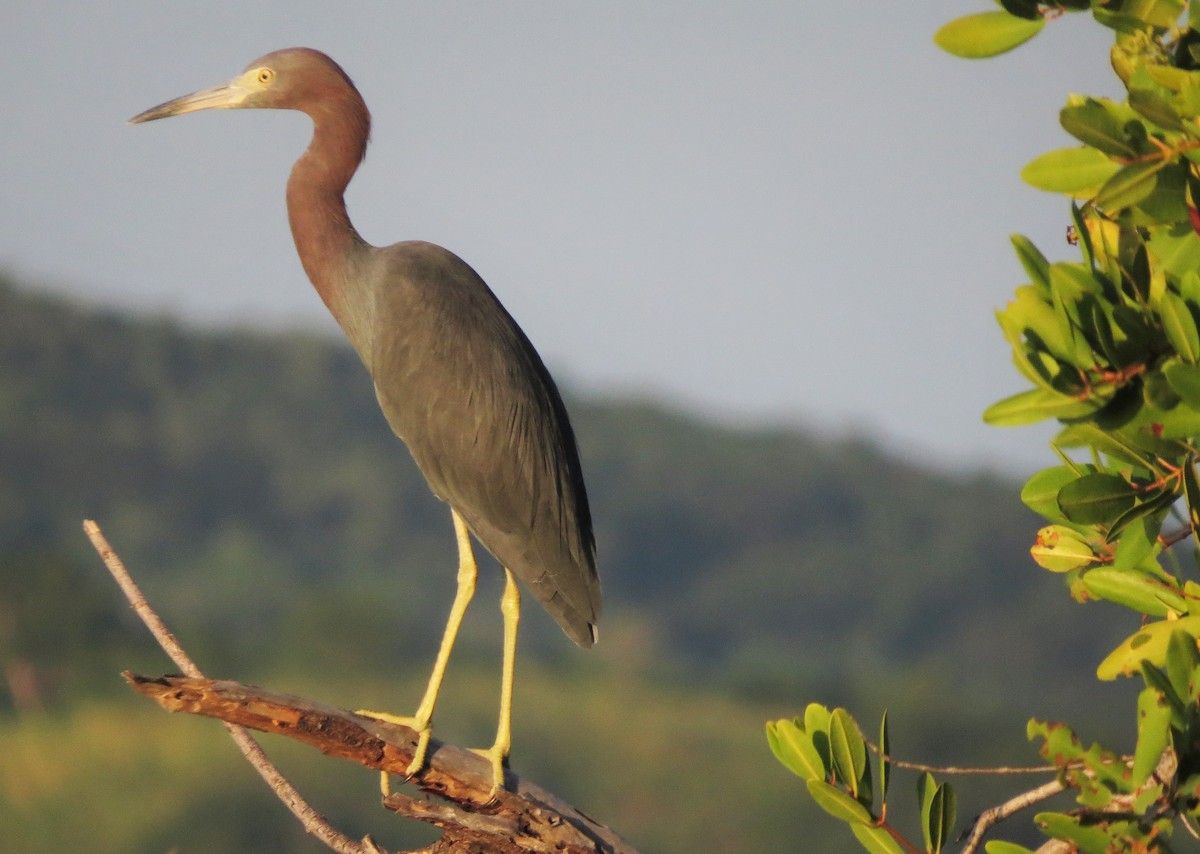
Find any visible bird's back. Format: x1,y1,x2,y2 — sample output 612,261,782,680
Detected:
360,241,600,646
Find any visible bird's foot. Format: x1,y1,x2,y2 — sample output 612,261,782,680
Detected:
469,742,510,801
355,708,432,796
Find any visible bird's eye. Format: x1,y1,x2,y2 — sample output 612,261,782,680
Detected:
256,68,275,85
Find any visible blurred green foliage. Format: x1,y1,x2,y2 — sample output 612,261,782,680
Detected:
0,277,1125,851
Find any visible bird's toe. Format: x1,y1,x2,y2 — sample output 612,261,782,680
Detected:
469,744,509,800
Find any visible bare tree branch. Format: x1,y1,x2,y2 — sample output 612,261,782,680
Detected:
84,519,383,854
961,747,1180,853
86,518,636,854
126,673,637,853
960,778,1065,854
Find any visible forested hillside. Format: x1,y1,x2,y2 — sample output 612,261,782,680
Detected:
0,276,1134,851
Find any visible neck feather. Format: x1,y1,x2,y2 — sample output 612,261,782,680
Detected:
286,94,372,343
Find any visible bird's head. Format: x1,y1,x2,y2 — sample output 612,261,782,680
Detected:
129,47,364,125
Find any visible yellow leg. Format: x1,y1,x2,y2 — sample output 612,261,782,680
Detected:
471,566,520,796
358,508,478,794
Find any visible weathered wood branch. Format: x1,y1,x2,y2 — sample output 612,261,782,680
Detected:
126,673,638,854
87,520,380,854
88,519,635,854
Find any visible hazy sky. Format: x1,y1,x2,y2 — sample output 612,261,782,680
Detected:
1,2,1119,473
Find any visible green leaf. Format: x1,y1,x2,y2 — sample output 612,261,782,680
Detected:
1081,297,1120,367
850,823,905,854
1129,87,1187,131
1021,466,1083,521
1011,234,1051,294
929,784,955,853
1056,423,1156,470
1031,524,1096,572
1116,0,1187,29
1105,484,1175,541
1145,396,1200,437
1034,812,1112,853
933,11,1045,58
1001,285,1075,366
1108,303,1156,357
1081,567,1184,617
1132,684,1173,785
983,387,1098,426
917,774,955,854
1141,658,1188,734
806,779,873,824
1056,472,1137,525
878,710,890,803
804,702,831,734
1149,224,1200,279
1144,368,1183,410
1111,516,1162,572
1184,457,1200,534
1096,615,1200,679
1182,270,1200,304
1069,203,1099,270
1132,775,1167,817
1051,259,1107,300
1020,147,1119,194
1137,165,1190,226
1095,160,1165,211
1159,292,1200,363
1049,264,1113,364
1060,98,1137,157
1028,719,1128,804
1090,381,1144,432
1166,627,1200,700
917,772,936,850
766,718,825,780
829,707,868,803
1164,360,1200,405
1119,233,1153,301
984,843,1036,854
1146,63,1194,93
804,702,832,773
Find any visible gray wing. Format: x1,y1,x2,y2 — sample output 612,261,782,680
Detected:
364,241,599,646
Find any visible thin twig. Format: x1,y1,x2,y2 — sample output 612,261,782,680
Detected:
83,520,199,675
884,757,1057,775
1180,811,1200,842
83,520,384,854
868,742,1061,776
960,778,1066,854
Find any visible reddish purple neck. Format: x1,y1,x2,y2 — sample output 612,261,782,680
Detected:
285,94,372,346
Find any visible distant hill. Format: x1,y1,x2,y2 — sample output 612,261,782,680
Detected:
0,273,1130,714
1,274,1144,852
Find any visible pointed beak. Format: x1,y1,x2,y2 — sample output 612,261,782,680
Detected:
128,78,250,124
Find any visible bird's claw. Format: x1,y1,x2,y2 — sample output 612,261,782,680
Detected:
356,707,507,800
470,744,509,801
355,708,433,796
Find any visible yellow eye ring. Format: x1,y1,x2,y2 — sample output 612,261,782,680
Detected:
256,68,274,85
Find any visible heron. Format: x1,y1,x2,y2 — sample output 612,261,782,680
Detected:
129,47,600,795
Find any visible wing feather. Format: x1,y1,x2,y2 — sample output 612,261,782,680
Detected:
364,241,599,645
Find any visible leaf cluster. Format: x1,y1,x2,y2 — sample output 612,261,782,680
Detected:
768,705,954,854
1021,626,1200,850
772,2,1200,851
985,0,1200,670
